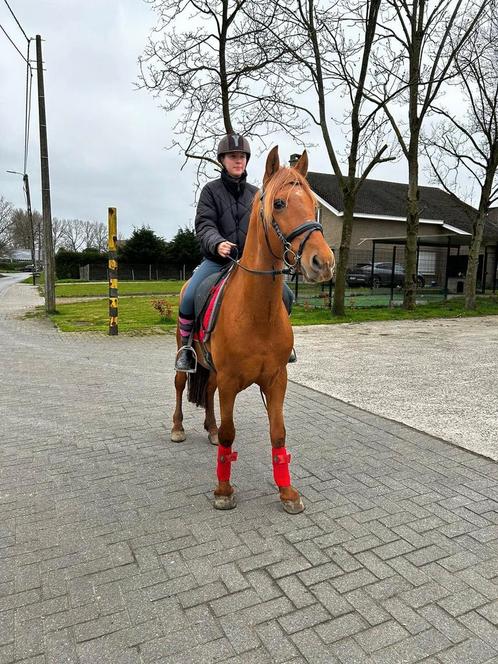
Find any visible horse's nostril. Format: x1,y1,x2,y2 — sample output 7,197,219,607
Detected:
312,254,322,271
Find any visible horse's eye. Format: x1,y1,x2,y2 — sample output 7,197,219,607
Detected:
274,199,286,210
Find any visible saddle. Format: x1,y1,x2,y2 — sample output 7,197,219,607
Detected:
192,265,294,346
193,265,234,344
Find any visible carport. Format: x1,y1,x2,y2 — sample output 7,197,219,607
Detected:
357,233,498,299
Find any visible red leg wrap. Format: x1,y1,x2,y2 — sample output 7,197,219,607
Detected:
217,445,238,482
272,447,291,488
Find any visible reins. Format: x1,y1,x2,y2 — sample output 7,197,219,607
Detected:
228,186,323,278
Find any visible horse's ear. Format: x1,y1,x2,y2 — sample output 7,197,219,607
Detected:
293,150,308,177
263,146,280,188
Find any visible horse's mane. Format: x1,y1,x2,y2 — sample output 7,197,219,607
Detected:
260,167,317,226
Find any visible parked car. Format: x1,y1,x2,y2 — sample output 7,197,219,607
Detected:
346,262,425,288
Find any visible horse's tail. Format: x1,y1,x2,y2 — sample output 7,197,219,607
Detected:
187,364,210,408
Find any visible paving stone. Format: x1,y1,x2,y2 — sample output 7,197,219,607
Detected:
315,613,369,643
438,588,488,617
278,603,331,634
382,596,430,635
290,627,340,663
418,604,472,644
344,588,391,626
459,611,498,650
371,628,453,664
277,575,315,608
309,581,353,617
354,620,409,653
331,569,377,594
255,620,299,662
437,637,498,664
478,600,498,625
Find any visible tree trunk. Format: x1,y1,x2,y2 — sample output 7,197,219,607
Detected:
404,133,420,310
332,193,355,316
464,166,495,308
464,211,486,309
219,0,233,134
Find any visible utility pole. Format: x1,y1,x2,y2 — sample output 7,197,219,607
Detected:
35,34,56,313
6,170,37,285
23,174,37,285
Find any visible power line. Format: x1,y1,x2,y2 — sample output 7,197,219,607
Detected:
2,0,29,42
0,22,28,62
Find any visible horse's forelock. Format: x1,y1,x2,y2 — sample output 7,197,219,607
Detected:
261,167,316,226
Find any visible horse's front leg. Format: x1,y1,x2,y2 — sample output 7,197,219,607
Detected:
213,378,238,510
204,371,219,446
263,368,304,514
171,371,187,442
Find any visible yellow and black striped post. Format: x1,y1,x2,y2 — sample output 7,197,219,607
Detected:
108,207,118,335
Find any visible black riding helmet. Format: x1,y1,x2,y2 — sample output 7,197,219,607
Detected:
217,134,251,163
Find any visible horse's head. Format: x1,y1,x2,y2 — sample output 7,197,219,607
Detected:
261,146,335,283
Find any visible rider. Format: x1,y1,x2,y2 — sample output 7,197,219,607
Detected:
175,133,295,373
175,133,256,372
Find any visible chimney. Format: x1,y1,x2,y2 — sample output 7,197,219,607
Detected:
289,153,301,167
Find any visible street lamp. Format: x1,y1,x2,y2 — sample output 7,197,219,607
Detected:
6,170,38,285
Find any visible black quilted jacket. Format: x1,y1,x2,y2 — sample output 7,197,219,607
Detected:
195,175,258,265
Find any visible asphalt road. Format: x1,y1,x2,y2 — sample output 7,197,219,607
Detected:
0,271,31,294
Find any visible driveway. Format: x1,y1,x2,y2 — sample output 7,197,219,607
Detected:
2,282,498,663
290,318,498,461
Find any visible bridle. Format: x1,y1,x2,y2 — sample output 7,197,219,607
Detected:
229,183,323,278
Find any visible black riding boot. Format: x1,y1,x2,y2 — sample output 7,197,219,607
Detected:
175,339,197,373
288,348,297,364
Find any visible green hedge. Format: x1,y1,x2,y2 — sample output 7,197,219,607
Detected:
55,248,105,279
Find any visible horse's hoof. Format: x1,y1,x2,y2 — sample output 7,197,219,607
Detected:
214,494,237,510
171,429,186,443
208,432,219,446
282,498,305,514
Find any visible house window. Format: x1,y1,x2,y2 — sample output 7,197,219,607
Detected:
418,251,437,274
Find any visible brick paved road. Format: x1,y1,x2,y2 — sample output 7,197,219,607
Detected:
2,287,498,663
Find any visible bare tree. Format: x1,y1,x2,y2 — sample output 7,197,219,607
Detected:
92,222,108,252
138,0,305,185
247,0,396,315
425,5,498,309
370,0,489,309
0,197,13,255
59,219,89,252
51,218,68,252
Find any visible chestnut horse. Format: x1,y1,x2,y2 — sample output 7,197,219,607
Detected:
171,147,335,513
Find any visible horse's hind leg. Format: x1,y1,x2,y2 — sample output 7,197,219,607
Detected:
263,369,304,514
213,380,237,509
204,372,219,446
171,371,187,442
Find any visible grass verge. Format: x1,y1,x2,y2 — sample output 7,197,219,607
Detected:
54,280,185,298
23,293,498,333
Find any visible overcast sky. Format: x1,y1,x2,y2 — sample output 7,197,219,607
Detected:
0,0,414,241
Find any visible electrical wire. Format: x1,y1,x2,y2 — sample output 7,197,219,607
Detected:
0,22,28,62
2,0,29,42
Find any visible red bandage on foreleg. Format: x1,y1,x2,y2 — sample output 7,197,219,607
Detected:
272,447,291,488
217,445,238,482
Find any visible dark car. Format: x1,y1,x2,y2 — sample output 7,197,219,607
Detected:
20,265,37,272
346,262,425,288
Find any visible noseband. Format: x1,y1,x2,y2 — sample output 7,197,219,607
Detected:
230,186,323,277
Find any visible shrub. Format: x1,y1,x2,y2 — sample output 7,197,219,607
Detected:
151,299,173,321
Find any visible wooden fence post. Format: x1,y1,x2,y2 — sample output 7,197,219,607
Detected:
108,207,118,335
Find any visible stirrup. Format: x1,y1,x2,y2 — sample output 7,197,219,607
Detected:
175,346,198,373
288,348,297,364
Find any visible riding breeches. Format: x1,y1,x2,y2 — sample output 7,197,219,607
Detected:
180,259,225,316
